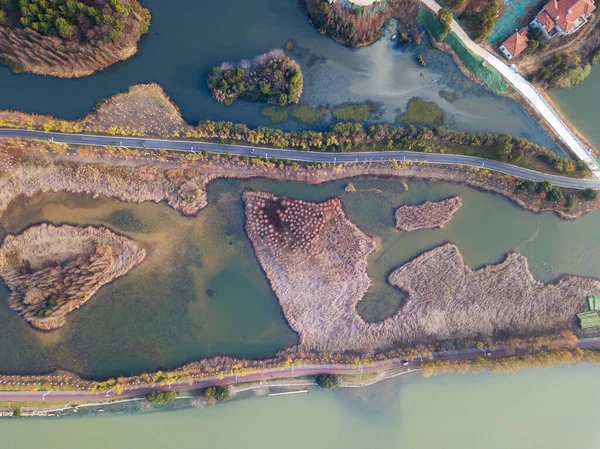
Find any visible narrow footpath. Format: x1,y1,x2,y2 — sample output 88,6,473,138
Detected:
418,0,600,179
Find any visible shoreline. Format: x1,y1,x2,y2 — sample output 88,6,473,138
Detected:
1,138,598,220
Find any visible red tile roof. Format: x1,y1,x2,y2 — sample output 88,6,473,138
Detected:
537,10,558,30
501,28,530,57
543,0,596,32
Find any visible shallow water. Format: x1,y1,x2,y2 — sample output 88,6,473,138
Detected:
0,0,556,149
1,177,600,378
2,365,600,449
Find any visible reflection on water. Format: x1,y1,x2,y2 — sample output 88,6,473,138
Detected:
2,366,600,449
1,176,600,378
0,0,556,149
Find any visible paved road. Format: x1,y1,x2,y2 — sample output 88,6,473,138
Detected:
417,0,600,179
1,337,599,402
1,128,600,189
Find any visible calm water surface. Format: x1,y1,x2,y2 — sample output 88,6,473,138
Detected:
0,0,556,148
2,365,600,449
1,177,600,378
551,67,600,150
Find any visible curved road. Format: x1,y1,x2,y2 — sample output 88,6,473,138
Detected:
1,337,599,402
1,128,600,190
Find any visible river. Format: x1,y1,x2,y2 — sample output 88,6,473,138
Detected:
0,0,557,149
1,177,600,378
1,365,600,449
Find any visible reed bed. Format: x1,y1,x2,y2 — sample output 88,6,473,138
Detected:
395,196,462,232
0,224,145,330
245,193,599,353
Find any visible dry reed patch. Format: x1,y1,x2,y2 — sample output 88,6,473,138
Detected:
388,244,599,342
81,84,190,136
0,224,145,331
395,196,462,232
0,149,213,219
243,191,377,351
245,193,598,353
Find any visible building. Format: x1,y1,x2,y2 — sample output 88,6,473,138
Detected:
499,28,530,60
530,0,596,40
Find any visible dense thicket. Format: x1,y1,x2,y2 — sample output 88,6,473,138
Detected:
0,0,150,43
208,50,303,107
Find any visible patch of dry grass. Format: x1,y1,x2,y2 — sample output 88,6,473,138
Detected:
245,193,599,353
395,196,462,232
0,224,146,330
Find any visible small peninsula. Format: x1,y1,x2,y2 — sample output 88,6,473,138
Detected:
208,50,303,106
0,0,151,78
0,224,146,330
395,196,462,232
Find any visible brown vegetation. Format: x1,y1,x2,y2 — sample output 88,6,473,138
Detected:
304,0,419,48
245,194,599,353
420,348,600,377
0,224,145,330
0,145,214,219
388,244,599,343
395,196,462,232
0,0,150,78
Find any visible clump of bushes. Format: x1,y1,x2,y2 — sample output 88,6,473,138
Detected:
461,1,499,40
315,374,339,389
1,0,149,44
146,391,177,404
308,0,388,48
533,52,591,89
438,8,453,36
202,385,231,403
208,50,303,107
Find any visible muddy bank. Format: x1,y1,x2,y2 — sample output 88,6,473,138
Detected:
245,192,599,352
395,196,462,232
0,224,145,330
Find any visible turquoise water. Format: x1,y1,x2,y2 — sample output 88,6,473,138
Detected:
489,0,541,42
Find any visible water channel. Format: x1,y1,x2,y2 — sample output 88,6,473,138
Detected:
1,365,600,449
1,177,600,379
0,0,557,148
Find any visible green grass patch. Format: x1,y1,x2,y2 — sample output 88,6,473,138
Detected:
261,106,290,124
332,102,381,122
290,103,329,124
444,33,508,95
398,98,444,125
415,8,509,95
